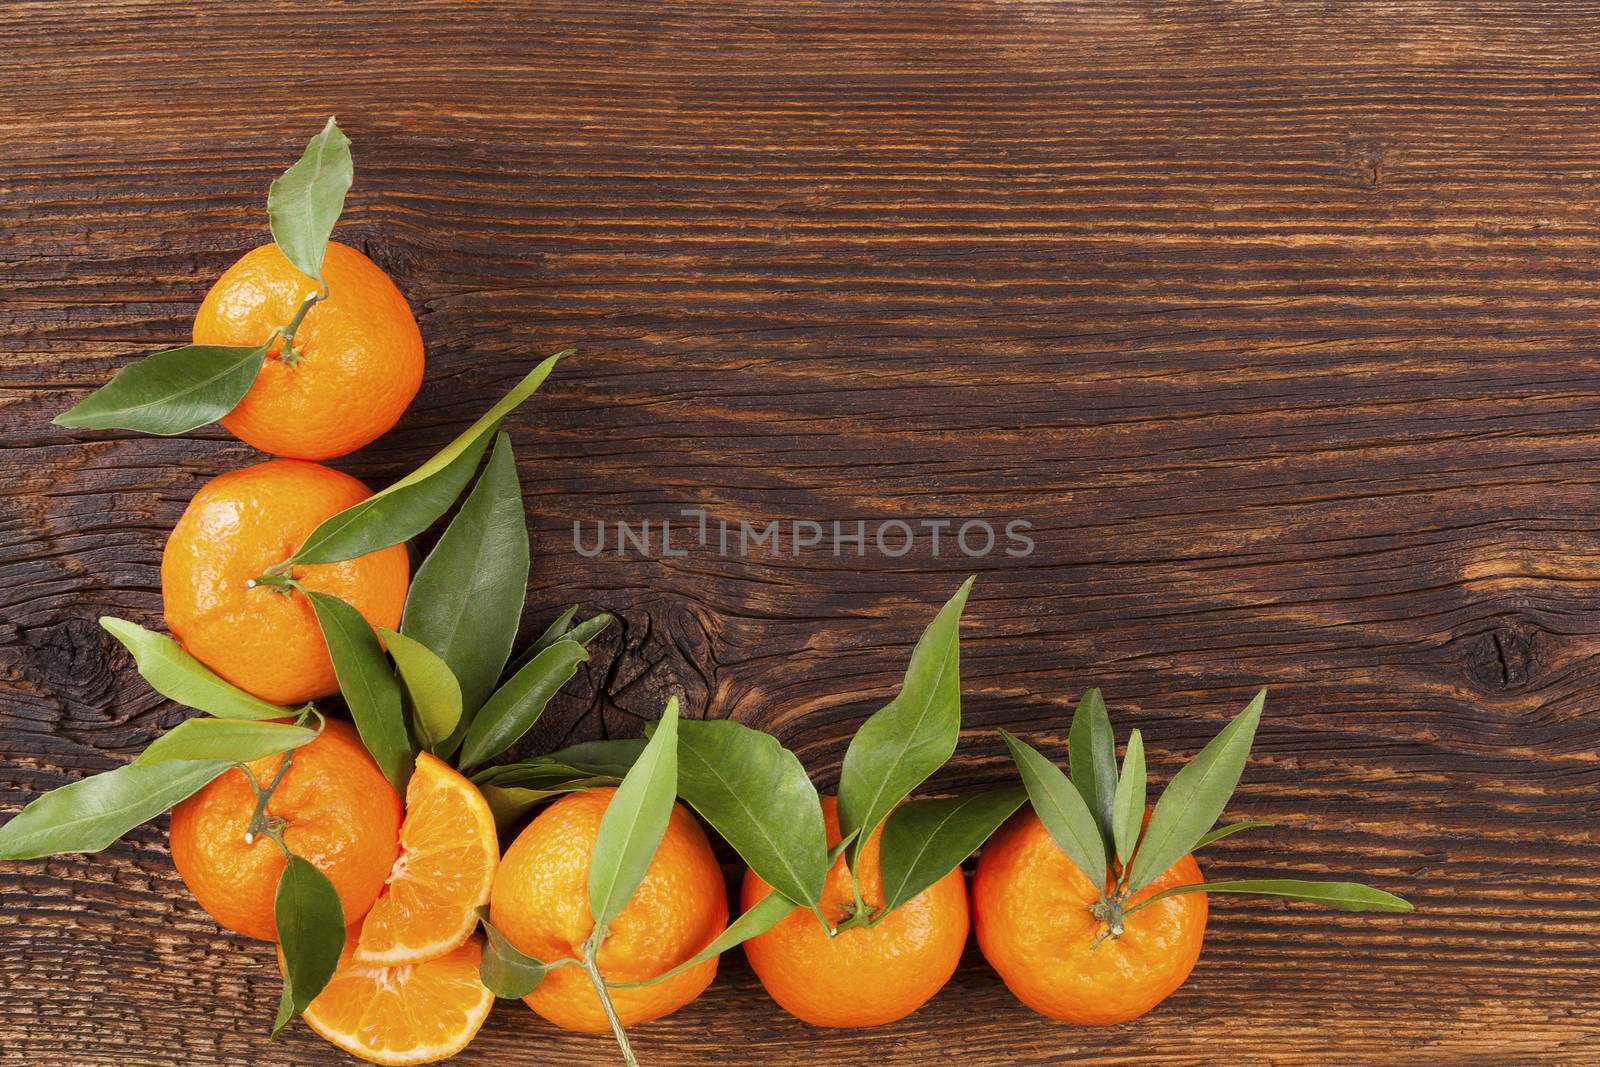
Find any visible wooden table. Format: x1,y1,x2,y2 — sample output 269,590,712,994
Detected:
4,3,1598,1063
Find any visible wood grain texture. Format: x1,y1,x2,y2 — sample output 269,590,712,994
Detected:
3,1,1599,1063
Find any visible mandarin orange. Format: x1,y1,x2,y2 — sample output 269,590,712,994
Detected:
161,458,409,705
971,808,1207,1025
740,795,968,1028
169,718,401,941
192,241,423,460
489,787,727,1033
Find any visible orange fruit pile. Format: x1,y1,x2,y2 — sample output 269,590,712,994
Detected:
490,786,728,1032
741,796,968,1028
194,240,424,460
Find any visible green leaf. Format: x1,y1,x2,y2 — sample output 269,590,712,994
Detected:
505,609,612,679
402,432,529,733
544,738,645,778
267,117,353,286
675,720,827,910
878,788,1026,915
306,592,412,792
1068,688,1118,847
0,759,231,860
456,640,589,771
1111,728,1146,867
100,617,293,720
1131,878,1414,915
1126,689,1265,895
271,854,347,1037
588,697,680,928
1000,729,1107,888
380,628,462,753
482,781,601,834
1195,821,1273,849
54,343,266,436
134,718,316,766
286,349,570,567
837,577,973,868
477,908,554,998
611,887,792,990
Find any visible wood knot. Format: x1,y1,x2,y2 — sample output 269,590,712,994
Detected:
23,617,120,708
1464,621,1540,692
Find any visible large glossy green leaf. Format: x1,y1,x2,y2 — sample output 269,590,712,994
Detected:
505,609,612,679
267,117,353,285
307,592,412,792
379,627,462,754
133,718,315,766
1129,878,1414,915
100,617,293,720
271,854,346,1036
402,432,529,729
0,760,232,859
836,577,973,868
456,640,589,770
1126,690,1265,894
53,343,267,436
1111,728,1146,867
289,422,497,567
483,781,603,833
1068,688,1117,847
478,908,555,997
588,697,679,928
1000,730,1107,888
544,738,646,778
878,788,1026,916
675,720,827,910
611,887,792,990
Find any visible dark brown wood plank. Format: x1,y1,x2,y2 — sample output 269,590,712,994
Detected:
3,1,1599,1063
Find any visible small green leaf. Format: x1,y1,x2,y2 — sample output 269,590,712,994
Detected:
380,628,462,753
543,738,645,778
54,343,266,436
403,432,530,733
878,788,1026,916
307,592,412,792
271,854,346,1037
0,760,232,859
505,610,612,679
267,117,353,286
482,781,602,833
1000,729,1107,888
100,617,294,720
1132,878,1414,914
1127,690,1265,895
675,720,828,910
1196,821,1273,849
286,349,570,567
588,697,680,928
1111,728,1146,867
478,908,554,997
456,640,588,771
837,577,973,869
611,887,792,989
1068,689,1118,847
134,718,316,766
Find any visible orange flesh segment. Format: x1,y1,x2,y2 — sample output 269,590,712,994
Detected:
355,752,499,965
304,939,493,1066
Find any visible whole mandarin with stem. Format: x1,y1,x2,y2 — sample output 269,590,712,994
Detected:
740,795,969,1028
971,807,1207,1025
161,458,409,706
193,240,423,460
169,718,401,941
489,786,727,1033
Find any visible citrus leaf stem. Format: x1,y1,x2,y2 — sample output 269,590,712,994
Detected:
581,926,640,1067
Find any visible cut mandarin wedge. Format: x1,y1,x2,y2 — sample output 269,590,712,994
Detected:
354,752,499,965
302,939,493,1066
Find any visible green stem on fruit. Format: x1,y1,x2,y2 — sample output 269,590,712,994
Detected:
274,289,324,365
580,926,640,1067
241,751,294,847
246,571,306,597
